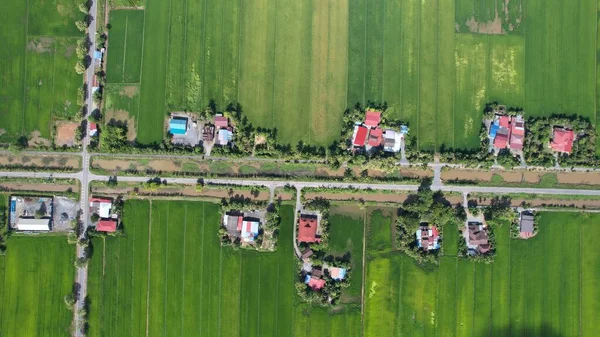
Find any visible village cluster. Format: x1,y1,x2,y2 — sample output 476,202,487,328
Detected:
417,208,536,257
351,109,407,153
486,105,578,156
7,195,120,234
168,113,235,150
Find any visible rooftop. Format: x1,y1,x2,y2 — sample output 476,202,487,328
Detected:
551,128,575,154
364,110,381,128
298,214,318,243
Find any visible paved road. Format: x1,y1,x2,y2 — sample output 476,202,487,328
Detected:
73,0,98,334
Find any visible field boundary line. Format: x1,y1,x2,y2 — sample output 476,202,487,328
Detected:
181,0,188,106
416,0,421,150
237,251,242,337
121,15,129,82
50,41,58,132
200,0,208,108
380,0,385,103
135,0,148,137
181,203,188,337
145,200,153,337
114,228,123,333
595,0,598,125
218,0,225,109
360,208,367,335
470,261,476,335
256,259,261,337
217,241,223,337
396,255,404,333
102,237,106,275
434,0,440,149
129,211,137,336
20,0,30,135
236,0,242,104
274,259,280,334
507,222,512,335
361,0,367,105
162,0,173,118
163,205,169,336
198,203,205,337
269,0,278,132
579,220,582,337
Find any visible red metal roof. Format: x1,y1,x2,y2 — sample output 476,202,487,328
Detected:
298,215,318,243
353,126,368,146
308,277,326,291
214,116,228,128
499,116,510,128
97,219,117,232
89,123,97,130
365,110,381,127
493,132,508,148
551,128,574,153
368,128,383,147
236,216,243,231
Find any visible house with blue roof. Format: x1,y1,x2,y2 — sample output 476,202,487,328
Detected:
169,118,188,135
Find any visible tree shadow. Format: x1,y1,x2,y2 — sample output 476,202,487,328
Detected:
486,324,565,337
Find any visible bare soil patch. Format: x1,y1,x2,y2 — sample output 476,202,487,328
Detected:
305,192,409,204
91,184,268,200
92,158,132,171
522,171,540,183
27,37,54,53
275,192,294,201
466,16,503,34
254,134,266,145
29,130,51,147
0,182,77,193
556,172,600,185
121,85,139,98
55,121,79,146
471,196,600,209
498,171,522,183
442,169,493,182
149,160,180,172
105,109,137,141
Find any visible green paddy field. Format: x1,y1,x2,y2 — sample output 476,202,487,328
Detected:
364,211,600,337
104,0,599,151
0,0,83,142
0,236,75,337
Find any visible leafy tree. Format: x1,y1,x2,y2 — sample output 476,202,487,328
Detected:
90,213,99,223
74,61,86,74
100,124,128,152
75,20,88,32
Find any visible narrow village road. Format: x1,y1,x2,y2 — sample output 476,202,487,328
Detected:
73,0,98,334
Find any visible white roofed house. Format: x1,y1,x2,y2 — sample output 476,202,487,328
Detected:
383,129,402,152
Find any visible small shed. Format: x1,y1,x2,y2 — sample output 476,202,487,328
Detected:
16,218,51,231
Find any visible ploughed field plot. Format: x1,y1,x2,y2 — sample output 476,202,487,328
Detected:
0,0,82,142
364,211,600,337
0,236,75,336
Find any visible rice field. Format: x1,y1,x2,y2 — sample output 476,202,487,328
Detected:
0,236,76,337
364,211,600,337
0,0,83,142
105,0,599,151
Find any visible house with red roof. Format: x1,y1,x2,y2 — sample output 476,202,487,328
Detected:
489,114,525,151
352,125,368,147
222,212,261,243
367,127,383,147
364,110,381,128
89,123,98,136
298,214,319,243
306,275,326,291
214,115,228,128
416,224,440,251
509,115,525,150
96,219,117,233
550,128,575,154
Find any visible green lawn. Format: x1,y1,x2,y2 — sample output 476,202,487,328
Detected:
0,0,83,141
0,236,75,336
364,212,600,337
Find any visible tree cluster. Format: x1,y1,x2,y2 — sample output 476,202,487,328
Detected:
395,188,460,263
